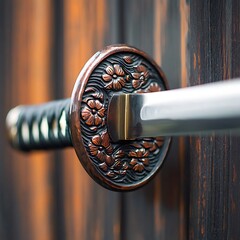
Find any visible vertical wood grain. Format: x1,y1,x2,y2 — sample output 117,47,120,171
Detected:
2,1,122,240
0,1,12,239
122,0,189,239
1,0,55,239
189,0,240,239
4,1,240,240
61,1,121,239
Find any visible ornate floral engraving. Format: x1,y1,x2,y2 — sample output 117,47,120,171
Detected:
136,82,161,93
80,52,170,185
132,137,164,153
123,55,133,64
81,99,105,126
129,149,150,172
102,64,129,90
89,131,113,166
131,65,149,89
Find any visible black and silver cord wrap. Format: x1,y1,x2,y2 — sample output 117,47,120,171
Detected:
5,45,171,191
6,44,240,191
6,99,72,150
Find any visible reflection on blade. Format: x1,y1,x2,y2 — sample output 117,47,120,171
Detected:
108,79,240,141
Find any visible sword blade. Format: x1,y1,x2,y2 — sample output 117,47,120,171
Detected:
108,79,240,141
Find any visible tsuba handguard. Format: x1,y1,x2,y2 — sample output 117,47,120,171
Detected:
6,45,171,191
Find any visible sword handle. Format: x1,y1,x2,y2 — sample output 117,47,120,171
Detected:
6,99,72,150
5,45,171,191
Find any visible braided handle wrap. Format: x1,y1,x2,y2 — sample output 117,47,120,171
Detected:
6,99,72,150
6,45,171,191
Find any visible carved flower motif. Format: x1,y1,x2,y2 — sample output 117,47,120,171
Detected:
148,82,161,92
141,137,164,152
102,64,127,90
136,82,161,93
123,55,133,64
131,65,149,89
112,150,128,170
89,131,113,165
129,149,149,172
81,99,105,126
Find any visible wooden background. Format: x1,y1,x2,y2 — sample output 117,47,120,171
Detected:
0,0,239,239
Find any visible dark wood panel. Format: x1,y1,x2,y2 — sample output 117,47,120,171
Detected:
60,0,121,239
1,0,55,240
0,1,12,239
4,1,240,240
1,1,122,240
189,0,240,239
122,0,189,239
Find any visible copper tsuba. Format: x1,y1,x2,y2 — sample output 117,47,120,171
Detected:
70,45,171,191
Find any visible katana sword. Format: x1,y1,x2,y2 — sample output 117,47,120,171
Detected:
108,79,240,141
5,45,240,191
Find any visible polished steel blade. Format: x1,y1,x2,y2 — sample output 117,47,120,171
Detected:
108,79,240,141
